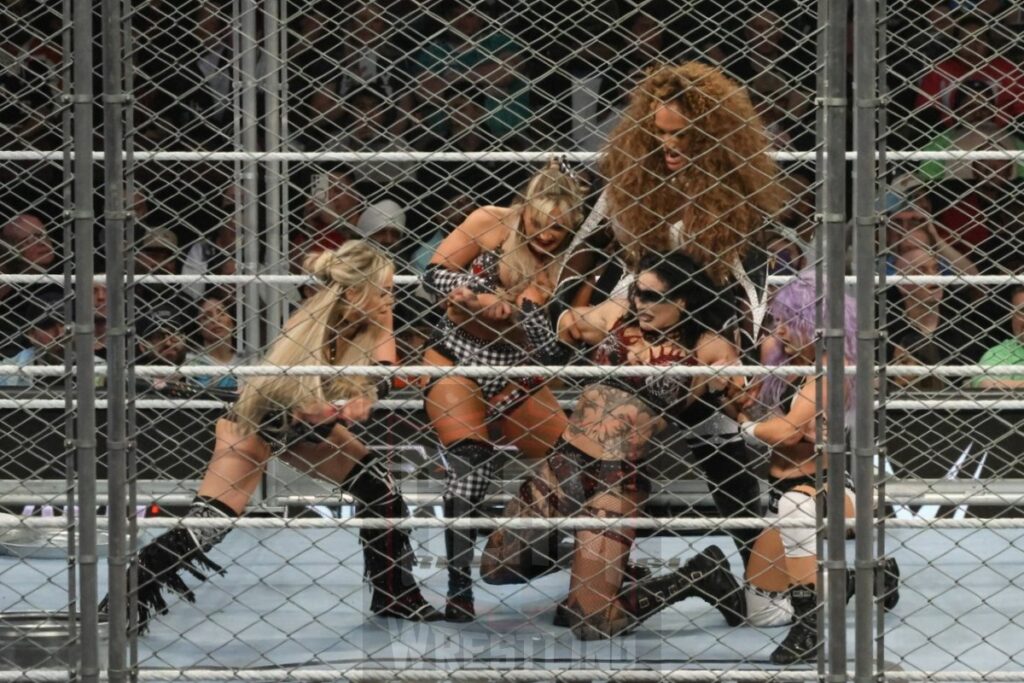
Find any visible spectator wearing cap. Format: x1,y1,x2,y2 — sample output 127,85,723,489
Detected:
136,303,192,391
971,286,1024,390
135,226,192,328
136,227,180,275
0,290,100,389
354,199,406,252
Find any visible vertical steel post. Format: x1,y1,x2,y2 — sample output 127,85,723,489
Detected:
875,0,892,672
853,0,879,680
72,0,98,678
60,0,77,675
239,0,261,357
102,0,129,676
265,0,284,339
822,0,850,676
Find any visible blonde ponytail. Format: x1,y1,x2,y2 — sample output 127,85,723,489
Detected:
232,240,393,436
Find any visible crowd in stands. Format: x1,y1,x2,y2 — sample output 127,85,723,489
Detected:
1,0,1022,388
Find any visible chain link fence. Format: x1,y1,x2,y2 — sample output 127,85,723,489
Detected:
1,0,1023,680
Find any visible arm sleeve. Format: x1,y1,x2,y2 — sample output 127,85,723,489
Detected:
519,275,590,365
420,264,492,304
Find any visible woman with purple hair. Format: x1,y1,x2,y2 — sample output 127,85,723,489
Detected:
736,276,898,664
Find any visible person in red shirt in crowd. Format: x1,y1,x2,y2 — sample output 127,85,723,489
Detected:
294,167,364,254
914,13,1024,129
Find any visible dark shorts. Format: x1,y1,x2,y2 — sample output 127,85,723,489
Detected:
547,439,651,514
224,409,339,450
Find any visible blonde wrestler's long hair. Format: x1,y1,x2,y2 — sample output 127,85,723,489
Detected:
497,158,585,298
601,62,785,285
232,240,393,436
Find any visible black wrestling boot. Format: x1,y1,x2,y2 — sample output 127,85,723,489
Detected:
100,496,234,634
845,556,901,611
444,496,478,622
552,562,652,627
571,546,744,639
667,545,746,627
344,456,443,622
362,493,444,622
770,585,819,665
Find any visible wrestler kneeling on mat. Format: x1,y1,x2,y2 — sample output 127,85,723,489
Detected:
736,276,900,664
481,252,747,640
104,241,443,631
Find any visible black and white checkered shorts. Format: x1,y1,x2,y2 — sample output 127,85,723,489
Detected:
428,319,531,401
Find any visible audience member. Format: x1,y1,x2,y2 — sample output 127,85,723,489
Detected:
182,212,238,301
568,5,669,155
920,79,1024,182
134,226,192,336
970,285,1024,390
0,290,89,389
296,168,363,253
720,9,815,148
414,1,530,146
1,213,59,356
514,0,622,149
2,213,56,274
300,1,416,149
334,88,416,197
888,245,997,370
186,291,242,391
914,13,1024,130
883,196,978,277
353,199,408,259
928,134,1024,269
135,303,192,391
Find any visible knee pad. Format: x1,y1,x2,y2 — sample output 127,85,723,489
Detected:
443,439,496,503
776,490,816,559
745,583,793,627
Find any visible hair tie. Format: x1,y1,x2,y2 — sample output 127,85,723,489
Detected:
557,155,578,184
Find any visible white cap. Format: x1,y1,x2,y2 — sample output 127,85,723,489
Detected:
355,199,407,239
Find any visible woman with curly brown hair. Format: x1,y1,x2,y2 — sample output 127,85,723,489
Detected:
569,61,786,580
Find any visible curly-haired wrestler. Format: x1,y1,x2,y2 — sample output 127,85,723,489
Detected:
566,62,787,573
